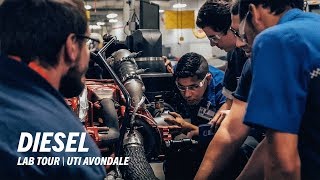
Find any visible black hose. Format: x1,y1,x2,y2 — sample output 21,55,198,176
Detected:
99,98,120,145
123,146,158,180
163,102,175,112
122,131,158,180
100,98,119,130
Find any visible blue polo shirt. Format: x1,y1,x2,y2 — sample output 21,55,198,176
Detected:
244,9,320,179
207,66,227,110
0,56,106,179
177,66,226,126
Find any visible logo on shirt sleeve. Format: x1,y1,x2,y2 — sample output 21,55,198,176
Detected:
310,68,320,79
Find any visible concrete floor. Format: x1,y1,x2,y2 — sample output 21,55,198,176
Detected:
150,162,165,180
208,58,227,71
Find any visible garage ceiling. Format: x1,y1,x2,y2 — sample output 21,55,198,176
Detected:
0,0,206,30
84,0,205,26
85,0,167,24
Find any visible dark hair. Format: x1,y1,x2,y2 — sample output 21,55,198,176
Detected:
174,52,209,80
231,0,240,15
0,0,88,67
239,0,304,20
196,0,231,34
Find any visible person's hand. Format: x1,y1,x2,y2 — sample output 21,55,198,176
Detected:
209,110,230,132
187,128,199,138
164,112,198,133
157,125,181,129
164,112,186,127
163,56,174,73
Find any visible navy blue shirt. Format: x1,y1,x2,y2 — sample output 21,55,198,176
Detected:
177,66,226,126
0,56,106,179
222,47,248,99
244,9,320,179
232,59,264,142
233,59,252,102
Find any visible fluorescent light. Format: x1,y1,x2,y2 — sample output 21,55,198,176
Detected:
173,3,187,8
159,9,164,13
97,22,105,26
106,13,118,19
89,25,101,30
84,5,92,10
109,19,118,23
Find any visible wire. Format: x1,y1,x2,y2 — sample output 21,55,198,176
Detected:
130,96,146,129
134,113,154,123
132,11,140,23
123,24,129,36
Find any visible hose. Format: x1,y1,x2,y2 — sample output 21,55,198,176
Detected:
99,98,120,145
122,130,158,180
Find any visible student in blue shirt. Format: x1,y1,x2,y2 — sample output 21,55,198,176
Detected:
0,0,106,179
163,52,226,180
238,0,320,179
165,52,226,138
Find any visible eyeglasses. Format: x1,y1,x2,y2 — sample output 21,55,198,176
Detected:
238,12,251,44
176,74,209,92
207,34,222,44
76,34,100,43
208,27,241,44
76,34,101,51
229,27,241,39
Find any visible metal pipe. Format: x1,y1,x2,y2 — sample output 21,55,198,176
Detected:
96,39,132,122
94,40,133,157
130,96,145,131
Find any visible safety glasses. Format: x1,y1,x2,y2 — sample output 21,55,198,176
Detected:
229,27,241,39
238,12,251,44
176,74,209,92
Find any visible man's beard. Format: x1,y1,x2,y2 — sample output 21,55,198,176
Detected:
59,64,87,98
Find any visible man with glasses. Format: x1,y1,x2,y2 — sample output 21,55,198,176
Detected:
163,52,226,180
166,52,226,131
196,0,248,128
233,10,266,180
195,1,264,179
0,0,105,178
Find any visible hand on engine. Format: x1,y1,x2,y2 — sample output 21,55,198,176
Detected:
209,110,230,132
164,112,198,132
163,56,174,73
186,129,199,139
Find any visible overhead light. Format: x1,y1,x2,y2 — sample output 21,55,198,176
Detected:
97,22,105,26
109,19,118,23
106,13,118,19
84,5,92,10
159,9,164,13
173,3,187,9
89,25,101,30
